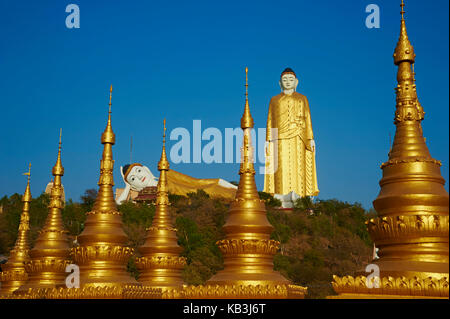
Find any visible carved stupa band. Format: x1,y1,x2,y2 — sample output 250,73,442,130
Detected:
381,157,442,168
0,271,28,282
23,259,71,273
3,285,163,299
367,215,449,241
135,256,187,269
86,210,121,216
71,245,134,264
174,284,307,299
332,275,449,298
216,239,280,255
146,225,177,232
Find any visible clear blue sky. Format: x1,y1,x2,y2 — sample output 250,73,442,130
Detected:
0,0,448,209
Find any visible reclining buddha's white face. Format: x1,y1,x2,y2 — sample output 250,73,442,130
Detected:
125,165,158,191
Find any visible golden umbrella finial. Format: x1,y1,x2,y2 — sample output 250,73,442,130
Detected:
163,118,167,145
241,67,254,129
101,85,115,145
159,118,169,171
109,85,113,112
394,0,415,65
59,128,62,152
245,66,248,99
23,162,31,178
22,163,32,202
400,0,405,20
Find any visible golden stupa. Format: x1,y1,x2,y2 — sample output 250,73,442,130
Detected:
0,164,32,296
331,1,449,299
15,130,72,295
176,68,307,299
135,119,187,291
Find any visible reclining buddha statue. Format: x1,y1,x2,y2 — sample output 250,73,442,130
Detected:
115,163,237,205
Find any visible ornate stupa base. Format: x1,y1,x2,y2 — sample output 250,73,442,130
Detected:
165,283,307,299
4,284,163,299
330,274,449,299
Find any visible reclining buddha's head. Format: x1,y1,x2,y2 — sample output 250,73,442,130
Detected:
121,163,158,191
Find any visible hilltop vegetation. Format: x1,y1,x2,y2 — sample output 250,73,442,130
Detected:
0,189,376,298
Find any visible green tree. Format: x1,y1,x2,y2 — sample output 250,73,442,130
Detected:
258,192,282,208
80,188,98,211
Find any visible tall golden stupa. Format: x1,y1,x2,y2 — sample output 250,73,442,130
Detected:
331,1,449,299
15,130,72,294
0,164,32,296
70,85,139,290
179,68,307,299
135,119,187,291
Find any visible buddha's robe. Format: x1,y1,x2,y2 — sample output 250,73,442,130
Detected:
263,92,319,197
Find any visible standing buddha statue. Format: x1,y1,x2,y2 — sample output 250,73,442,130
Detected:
264,68,319,207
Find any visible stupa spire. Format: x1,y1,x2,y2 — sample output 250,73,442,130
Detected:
17,130,72,293
71,86,139,290
0,164,32,295
241,67,254,130
136,119,186,290
394,0,415,66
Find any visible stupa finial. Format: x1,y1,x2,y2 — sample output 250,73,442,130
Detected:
158,118,170,172
102,85,115,145
394,0,415,65
241,67,254,129
52,128,64,177
22,163,32,202
400,0,405,20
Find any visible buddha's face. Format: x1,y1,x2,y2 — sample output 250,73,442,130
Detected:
126,165,154,191
280,74,298,91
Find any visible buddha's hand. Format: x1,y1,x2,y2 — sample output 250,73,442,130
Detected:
308,139,316,152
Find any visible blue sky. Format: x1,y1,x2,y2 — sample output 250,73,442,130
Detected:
0,0,448,209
